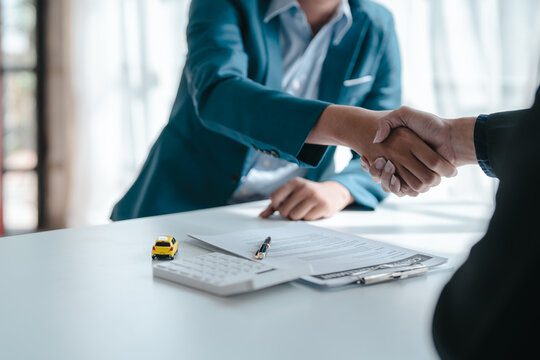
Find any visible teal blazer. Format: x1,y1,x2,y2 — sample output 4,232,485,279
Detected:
111,0,401,220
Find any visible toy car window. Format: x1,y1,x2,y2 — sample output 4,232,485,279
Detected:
155,241,170,247
172,239,176,244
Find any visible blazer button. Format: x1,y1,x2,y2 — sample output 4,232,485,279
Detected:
269,150,279,158
231,173,240,184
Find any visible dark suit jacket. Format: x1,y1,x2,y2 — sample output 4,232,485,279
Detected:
432,86,540,358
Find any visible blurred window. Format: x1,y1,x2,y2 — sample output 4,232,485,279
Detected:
1,0,41,234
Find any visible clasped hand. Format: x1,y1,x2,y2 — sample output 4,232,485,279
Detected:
317,105,458,197
362,106,476,196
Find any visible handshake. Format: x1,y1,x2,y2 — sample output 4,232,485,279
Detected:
261,104,481,221
309,104,480,197
361,106,478,197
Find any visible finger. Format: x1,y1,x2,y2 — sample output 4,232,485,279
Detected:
362,157,371,167
268,178,299,209
373,121,393,144
360,157,369,172
288,198,318,221
389,175,401,194
391,174,411,197
259,204,275,218
404,155,443,189
304,205,327,221
412,146,457,178
380,160,396,193
400,181,419,197
393,182,407,197
369,157,387,183
276,184,312,218
373,108,410,144
394,162,429,193
396,150,443,192
407,152,441,190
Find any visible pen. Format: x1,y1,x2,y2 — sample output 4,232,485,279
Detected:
254,236,271,260
358,265,428,285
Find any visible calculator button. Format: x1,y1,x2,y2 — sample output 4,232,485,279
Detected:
152,251,304,296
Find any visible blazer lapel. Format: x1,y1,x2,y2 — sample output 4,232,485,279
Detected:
261,17,283,90
319,9,368,103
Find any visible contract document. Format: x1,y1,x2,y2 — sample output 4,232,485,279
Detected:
188,223,447,287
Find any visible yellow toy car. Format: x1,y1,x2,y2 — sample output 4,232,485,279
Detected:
152,235,178,260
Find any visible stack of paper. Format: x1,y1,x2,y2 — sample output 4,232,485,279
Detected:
188,223,447,287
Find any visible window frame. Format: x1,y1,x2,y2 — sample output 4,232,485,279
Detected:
0,0,46,233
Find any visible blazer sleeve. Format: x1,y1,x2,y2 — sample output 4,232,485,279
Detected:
184,0,331,167
323,14,402,208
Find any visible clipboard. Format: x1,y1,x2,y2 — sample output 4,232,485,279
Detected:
300,254,442,287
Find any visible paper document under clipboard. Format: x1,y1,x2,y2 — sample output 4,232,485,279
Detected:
188,223,448,287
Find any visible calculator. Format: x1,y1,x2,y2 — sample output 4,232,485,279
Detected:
153,252,307,296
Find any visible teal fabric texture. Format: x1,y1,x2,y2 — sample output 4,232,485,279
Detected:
111,0,401,220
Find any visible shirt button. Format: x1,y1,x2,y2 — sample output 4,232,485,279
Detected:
263,160,270,167
292,80,301,91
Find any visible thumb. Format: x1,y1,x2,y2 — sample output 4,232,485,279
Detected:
373,120,394,144
373,108,411,143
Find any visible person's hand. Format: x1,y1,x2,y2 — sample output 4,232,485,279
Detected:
373,106,458,164
373,106,477,167
365,106,478,196
360,156,410,196
362,126,458,194
307,105,458,194
259,178,354,221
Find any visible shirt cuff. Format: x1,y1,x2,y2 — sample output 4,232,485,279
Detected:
474,114,496,177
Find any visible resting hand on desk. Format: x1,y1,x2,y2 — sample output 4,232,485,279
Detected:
363,106,477,196
259,178,353,221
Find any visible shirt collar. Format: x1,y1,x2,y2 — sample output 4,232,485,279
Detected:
264,0,353,45
264,0,298,23
331,0,353,45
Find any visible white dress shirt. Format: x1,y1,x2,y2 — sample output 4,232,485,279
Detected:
229,0,352,203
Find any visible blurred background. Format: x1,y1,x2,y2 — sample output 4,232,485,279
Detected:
1,0,539,235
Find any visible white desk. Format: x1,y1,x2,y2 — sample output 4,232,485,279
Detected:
0,198,493,360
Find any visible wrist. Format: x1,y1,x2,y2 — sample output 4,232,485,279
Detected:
447,116,477,166
308,105,385,153
307,105,349,146
323,181,355,207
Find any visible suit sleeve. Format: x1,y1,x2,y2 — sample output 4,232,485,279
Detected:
432,87,540,358
476,109,530,177
184,0,330,167
322,13,402,208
